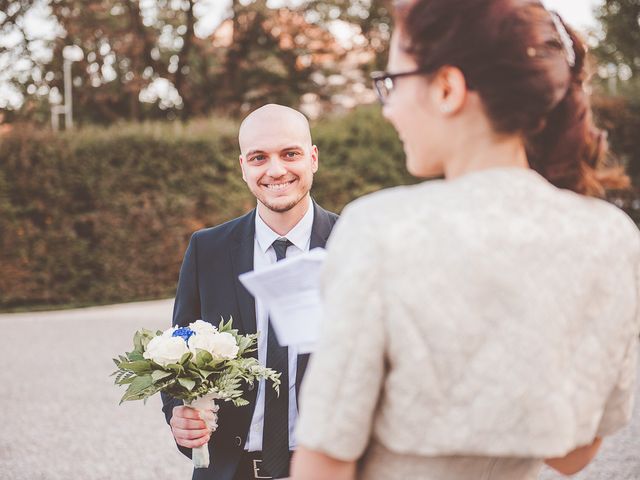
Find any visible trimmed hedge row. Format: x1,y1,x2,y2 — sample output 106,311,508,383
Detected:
3,99,637,310
0,106,410,309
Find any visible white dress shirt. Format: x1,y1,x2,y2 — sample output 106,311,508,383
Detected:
245,199,314,452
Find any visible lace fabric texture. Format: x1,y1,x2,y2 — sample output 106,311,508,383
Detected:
296,168,640,479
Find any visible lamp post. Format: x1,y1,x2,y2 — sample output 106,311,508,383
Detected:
51,45,83,130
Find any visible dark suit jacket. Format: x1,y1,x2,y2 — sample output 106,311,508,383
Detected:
161,201,339,480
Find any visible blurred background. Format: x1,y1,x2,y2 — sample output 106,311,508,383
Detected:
0,3,639,480
0,0,639,311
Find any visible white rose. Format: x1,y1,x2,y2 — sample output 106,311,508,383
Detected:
188,320,218,336
143,335,189,366
161,326,177,337
188,332,218,355
189,332,239,360
210,332,239,359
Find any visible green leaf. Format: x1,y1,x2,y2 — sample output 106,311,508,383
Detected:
119,360,152,374
112,369,135,385
205,357,226,370
165,363,184,374
120,375,154,403
151,370,173,382
133,331,144,352
179,352,193,365
128,351,144,361
133,329,159,354
194,349,213,365
232,398,249,407
218,316,238,336
236,335,255,355
178,378,196,391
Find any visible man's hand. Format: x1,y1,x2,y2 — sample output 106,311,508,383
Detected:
170,405,215,449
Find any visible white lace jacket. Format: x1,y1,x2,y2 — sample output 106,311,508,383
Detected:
297,168,640,463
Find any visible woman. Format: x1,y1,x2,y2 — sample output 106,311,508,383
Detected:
291,0,639,479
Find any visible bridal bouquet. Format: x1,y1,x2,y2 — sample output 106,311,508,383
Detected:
112,318,280,468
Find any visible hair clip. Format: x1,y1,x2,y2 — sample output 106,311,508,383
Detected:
550,12,576,67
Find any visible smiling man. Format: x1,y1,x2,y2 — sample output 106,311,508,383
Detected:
161,104,339,480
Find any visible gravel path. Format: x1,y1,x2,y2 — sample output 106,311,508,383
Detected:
0,299,637,480
0,299,191,480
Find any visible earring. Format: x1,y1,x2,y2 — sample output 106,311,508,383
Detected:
441,104,452,113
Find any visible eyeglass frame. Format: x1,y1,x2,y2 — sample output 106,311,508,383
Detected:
371,68,475,105
371,69,431,105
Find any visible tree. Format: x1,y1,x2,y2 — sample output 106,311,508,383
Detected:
305,0,393,71
2,0,365,123
0,0,51,121
592,0,640,98
46,0,210,122
590,0,640,190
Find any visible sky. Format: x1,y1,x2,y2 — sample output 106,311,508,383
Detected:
195,1,602,37
542,0,600,29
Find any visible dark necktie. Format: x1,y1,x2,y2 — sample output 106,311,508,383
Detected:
262,238,292,478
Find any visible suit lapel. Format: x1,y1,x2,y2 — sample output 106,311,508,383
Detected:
230,209,257,335
309,200,334,250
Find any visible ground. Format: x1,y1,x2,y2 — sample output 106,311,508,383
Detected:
0,299,637,480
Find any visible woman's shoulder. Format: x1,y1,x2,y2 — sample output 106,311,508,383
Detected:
554,185,640,253
339,181,446,224
337,169,640,256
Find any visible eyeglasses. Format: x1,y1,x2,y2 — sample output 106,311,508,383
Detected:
371,68,431,105
371,68,475,104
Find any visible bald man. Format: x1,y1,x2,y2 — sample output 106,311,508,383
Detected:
161,104,339,480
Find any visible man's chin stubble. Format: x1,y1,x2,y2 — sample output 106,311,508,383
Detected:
260,193,307,214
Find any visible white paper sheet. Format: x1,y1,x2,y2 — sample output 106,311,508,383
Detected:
239,248,326,353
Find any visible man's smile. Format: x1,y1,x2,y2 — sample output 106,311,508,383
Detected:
262,179,296,191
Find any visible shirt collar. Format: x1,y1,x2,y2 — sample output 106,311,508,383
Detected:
254,199,315,254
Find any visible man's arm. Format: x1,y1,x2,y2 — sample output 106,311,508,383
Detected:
161,232,205,458
172,232,202,330
544,437,602,475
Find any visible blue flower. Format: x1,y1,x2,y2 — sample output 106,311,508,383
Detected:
172,327,195,343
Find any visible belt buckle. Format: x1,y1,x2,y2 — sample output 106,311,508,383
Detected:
252,459,272,479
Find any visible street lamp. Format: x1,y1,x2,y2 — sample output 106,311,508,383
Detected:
51,45,83,130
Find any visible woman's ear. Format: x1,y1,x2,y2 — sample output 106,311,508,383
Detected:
431,66,469,115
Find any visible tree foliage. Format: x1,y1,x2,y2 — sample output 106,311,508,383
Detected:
1,0,393,123
589,0,640,190
595,0,640,74
0,0,49,116
592,0,640,98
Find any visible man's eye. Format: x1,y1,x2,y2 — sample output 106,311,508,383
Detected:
285,151,299,158
251,155,266,162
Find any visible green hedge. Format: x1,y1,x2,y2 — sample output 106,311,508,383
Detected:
4,100,636,311
0,106,410,310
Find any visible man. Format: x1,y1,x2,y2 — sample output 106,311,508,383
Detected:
161,104,339,480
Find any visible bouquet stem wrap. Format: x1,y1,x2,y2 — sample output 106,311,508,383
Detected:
185,393,220,469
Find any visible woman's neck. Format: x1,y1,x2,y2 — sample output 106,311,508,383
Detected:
444,130,529,180
442,103,529,179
